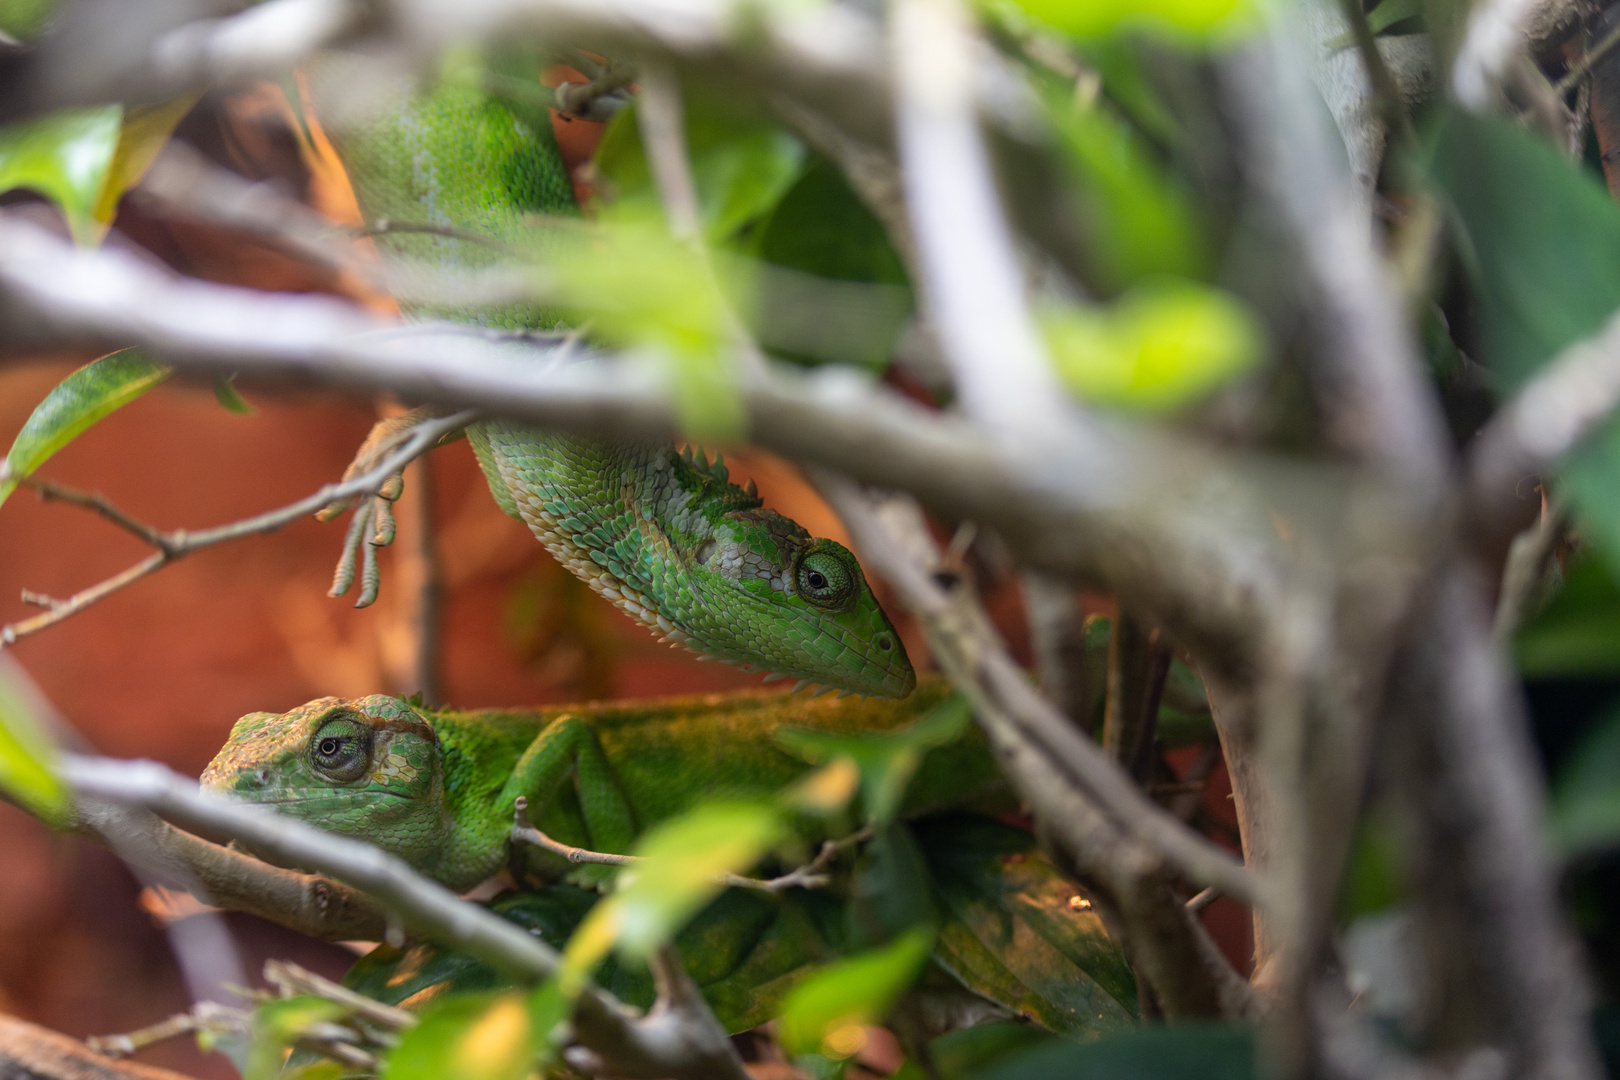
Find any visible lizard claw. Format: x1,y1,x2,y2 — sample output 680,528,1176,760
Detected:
321,406,464,609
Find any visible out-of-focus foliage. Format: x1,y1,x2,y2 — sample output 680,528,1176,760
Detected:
0,657,68,827
775,926,934,1063
245,998,347,1080
972,1023,1255,1079
594,100,806,244
560,801,784,988
0,0,59,40
1428,109,1620,576
990,0,1257,42
547,218,744,440
0,350,169,513
0,96,193,244
1550,704,1620,859
777,694,974,825
0,105,121,243
385,992,539,1080
1038,80,1208,291
1042,282,1263,410
1516,557,1620,678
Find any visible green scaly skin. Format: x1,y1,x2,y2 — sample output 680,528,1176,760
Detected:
200,677,999,892
328,78,914,698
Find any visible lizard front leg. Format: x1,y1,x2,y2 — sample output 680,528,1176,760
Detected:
499,715,638,889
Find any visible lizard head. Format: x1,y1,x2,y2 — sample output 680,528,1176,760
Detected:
200,695,449,866
684,510,916,698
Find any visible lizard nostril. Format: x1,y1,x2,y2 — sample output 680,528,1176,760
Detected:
250,768,270,788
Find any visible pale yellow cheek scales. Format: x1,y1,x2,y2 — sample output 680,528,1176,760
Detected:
371,753,420,785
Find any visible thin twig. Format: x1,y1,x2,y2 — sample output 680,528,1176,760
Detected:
1185,887,1219,913
0,409,476,646
510,797,854,892
1554,19,1620,96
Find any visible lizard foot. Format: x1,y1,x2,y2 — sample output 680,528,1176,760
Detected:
317,405,464,608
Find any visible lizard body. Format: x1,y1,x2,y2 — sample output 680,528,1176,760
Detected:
324,78,914,698
201,676,1000,892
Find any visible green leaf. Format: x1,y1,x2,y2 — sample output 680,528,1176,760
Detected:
246,998,347,1080
384,992,535,1080
1427,107,1620,392
776,925,935,1058
0,104,123,243
0,656,69,826
1514,556,1620,677
993,0,1258,45
213,375,254,415
778,695,974,824
1549,702,1620,858
0,350,170,513
917,816,1139,1036
1041,82,1208,292
345,886,841,1034
561,802,784,988
0,0,62,40
549,220,743,441
594,99,806,244
91,96,200,233
973,1023,1256,1080
1042,282,1263,410
1326,0,1425,47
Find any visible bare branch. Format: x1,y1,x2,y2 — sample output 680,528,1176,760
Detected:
59,754,752,1080
0,409,476,645
890,0,1066,437
0,1013,200,1080
0,215,1307,676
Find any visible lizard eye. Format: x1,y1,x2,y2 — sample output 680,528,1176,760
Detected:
796,551,856,610
310,716,373,783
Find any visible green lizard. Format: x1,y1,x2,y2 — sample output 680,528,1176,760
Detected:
314,73,914,699
200,676,1001,892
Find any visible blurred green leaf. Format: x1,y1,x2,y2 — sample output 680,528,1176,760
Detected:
973,1023,1255,1080
1337,808,1408,920
0,0,61,40
91,96,198,232
996,0,1257,40
346,886,841,1034
1042,82,1208,291
561,802,784,987
0,104,122,243
246,998,346,1080
1428,107,1620,391
0,350,170,513
550,220,743,441
917,816,1138,1036
1550,702,1620,858
777,695,973,824
1427,107,1620,595
212,375,254,416
384,992,535,1080
748,156,913,370
0,656,69,826
1515,556,1620,678
1326,0,1424,46
1042,282,1263,410
891,1023,1059,1080
776,925,934,1058
594,101,806,244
